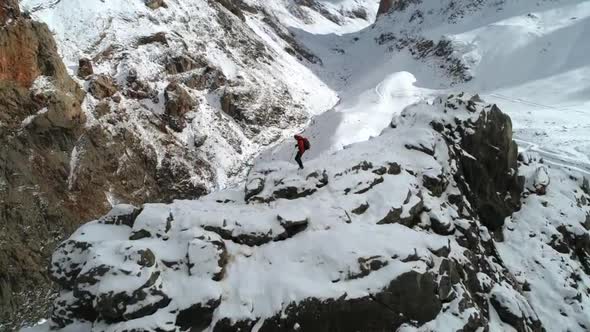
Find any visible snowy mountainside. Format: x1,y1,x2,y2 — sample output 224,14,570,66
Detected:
260,0,590,175
373,0,590,171
28,94,588,332
19,0,346,188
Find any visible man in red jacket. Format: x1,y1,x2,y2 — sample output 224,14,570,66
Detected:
294,134,309,169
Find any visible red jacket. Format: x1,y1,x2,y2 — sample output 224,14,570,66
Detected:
294,135,306,153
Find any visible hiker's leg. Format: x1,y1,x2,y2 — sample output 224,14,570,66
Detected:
295,152,304,169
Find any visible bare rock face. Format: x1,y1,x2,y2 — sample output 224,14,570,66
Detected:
377,0,421,16
0,5,87,325
431,95,524,231
145,0,167,10
88,74,118,99
77,58,94,78
165,81,196,117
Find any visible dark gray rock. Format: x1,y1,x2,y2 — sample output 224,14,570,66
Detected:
435,102,524,230
213,270,440,332
176,298,222,331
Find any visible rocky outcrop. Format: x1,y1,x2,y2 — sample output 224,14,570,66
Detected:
431,94,524,230
144,0,167,10
88,74,118,100
377,0,422,16
42,95,549,332
77,58,94,78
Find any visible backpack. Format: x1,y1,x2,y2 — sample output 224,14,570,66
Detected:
303,137,310,150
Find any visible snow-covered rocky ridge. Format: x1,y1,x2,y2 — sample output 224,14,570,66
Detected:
2,0,376,326
27,95,590,331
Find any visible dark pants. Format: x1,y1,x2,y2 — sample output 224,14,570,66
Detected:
295,151,304,169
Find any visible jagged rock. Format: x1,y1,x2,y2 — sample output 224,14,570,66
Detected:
214,0,246,21
215,270,440,332
245,178,265,201
164,82,196,117
490,285,543,332
145,0,167,10
276,215,309,241
435,101,524,230
351,202,369,215
165,55,203,74
348,256,388,279
423,172,449,197
77,58,93,78
88,74,118,99
94,100,110,118
182,65,227,91
137,32,168,46
38,94,552,331
98,204,143,227
176,299,222,331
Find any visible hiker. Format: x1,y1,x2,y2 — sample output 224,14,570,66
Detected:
294,134,310,169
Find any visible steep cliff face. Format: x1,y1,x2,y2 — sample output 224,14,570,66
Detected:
32,95,584,332
0,1,87,326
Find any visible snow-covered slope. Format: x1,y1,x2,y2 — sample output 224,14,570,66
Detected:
19,0,344,189
259,0,590,176
28,94,590,332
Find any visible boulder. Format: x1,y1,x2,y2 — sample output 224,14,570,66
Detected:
145,0,167,10
136,32,168,46
245,178,264,201
165,55,202,74
490,285,543,332
88,74,118,99
77,58,94,78
164,81,196,117
98,204,143,227
182,65,227,91
176,299,222,332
